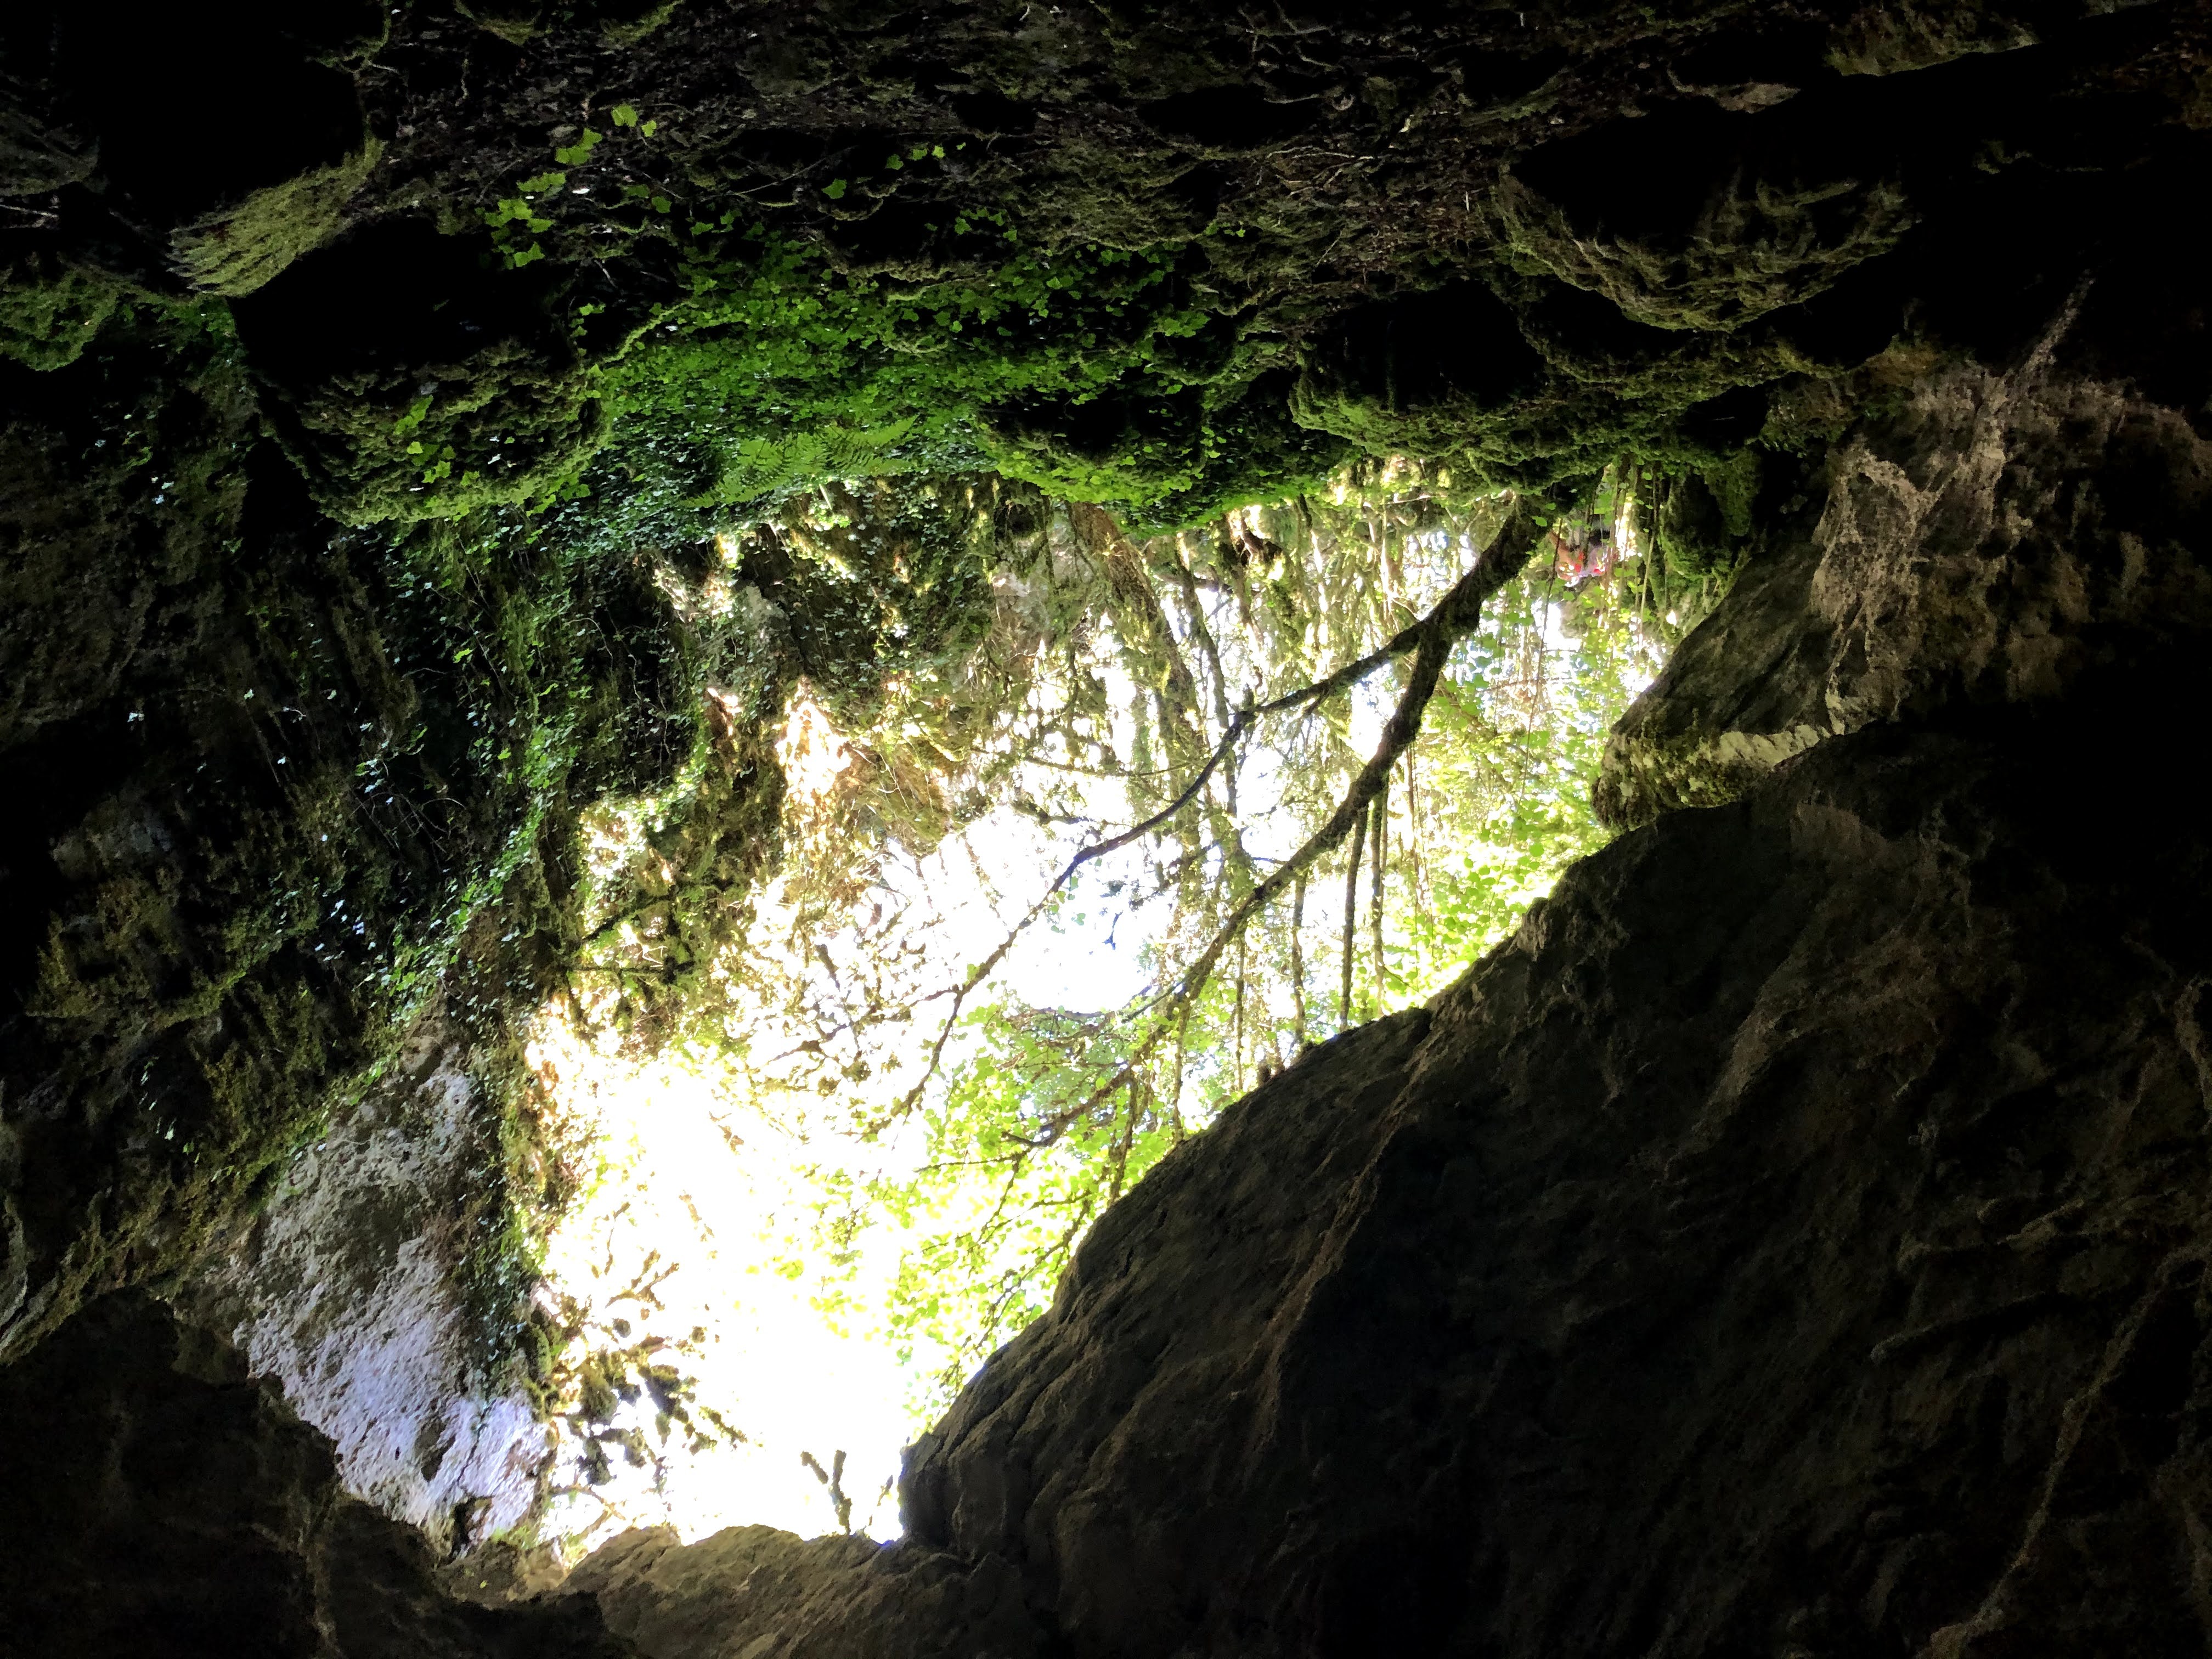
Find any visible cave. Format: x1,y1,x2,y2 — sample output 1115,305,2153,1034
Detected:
8,2,2212,1655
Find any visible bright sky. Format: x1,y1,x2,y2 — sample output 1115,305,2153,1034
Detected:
524,503,1654,1553
528,783,1201,1546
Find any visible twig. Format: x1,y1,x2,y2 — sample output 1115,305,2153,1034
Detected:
870,499,1536,1131
906,500,1546,1145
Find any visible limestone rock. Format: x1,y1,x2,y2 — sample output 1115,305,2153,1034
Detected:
0,1293,632,1659
1595,347,2212,829
175,1014,552,1556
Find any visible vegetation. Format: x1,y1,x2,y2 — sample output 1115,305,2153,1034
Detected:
527,455,1733,1511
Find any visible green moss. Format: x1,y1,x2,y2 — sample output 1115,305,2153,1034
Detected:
170,139,383,298
0,253,125,371
284,351,610,526
1488,168,1915,336
1826,1,2041,75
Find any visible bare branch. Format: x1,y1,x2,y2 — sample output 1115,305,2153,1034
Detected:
924,500,1546,1148
868,497,1538,1131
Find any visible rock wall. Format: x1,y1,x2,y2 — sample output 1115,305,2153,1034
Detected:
174,1011,552,1556
1596,295,2212,828
0,1292,629,1659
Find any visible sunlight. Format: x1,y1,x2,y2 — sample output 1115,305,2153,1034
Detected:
775,685,858,811
525,1017,924,1544
520,467,1689,1556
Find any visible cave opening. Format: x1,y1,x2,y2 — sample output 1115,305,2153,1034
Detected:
513,463,1681,1551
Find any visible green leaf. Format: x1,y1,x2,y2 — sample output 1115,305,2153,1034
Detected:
552,128,602,165
611,104,640,127
823,179,848,200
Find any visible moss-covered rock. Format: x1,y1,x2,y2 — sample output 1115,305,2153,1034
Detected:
236,221,611,524
0,250,123,371
1489,98,1916,334
0,292,713,1361
168,138,383,299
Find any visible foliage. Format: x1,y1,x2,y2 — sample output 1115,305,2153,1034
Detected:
553,457,1716,1433
0,249,125,371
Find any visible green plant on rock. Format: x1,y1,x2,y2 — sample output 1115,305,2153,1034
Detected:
169,139,385,299
0,252,125,371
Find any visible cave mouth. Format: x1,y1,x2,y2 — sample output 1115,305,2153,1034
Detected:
503,465,1677,1553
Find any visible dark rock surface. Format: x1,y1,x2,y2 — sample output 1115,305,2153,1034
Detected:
893,695,2212,1658
0,1291,632,1659
1595,311,2212,829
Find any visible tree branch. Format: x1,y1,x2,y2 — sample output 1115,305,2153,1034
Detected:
886,498,1544,1139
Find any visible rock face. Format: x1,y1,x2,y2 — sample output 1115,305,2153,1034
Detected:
893,698,2212,1657
1596,300,2212,828
175,1012,552,1556
0,1292,631,1659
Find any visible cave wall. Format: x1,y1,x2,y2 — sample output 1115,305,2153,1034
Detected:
6,3,2212,1655
174,1009,553,1556
0,1291,630,1659
1598,302,2212,828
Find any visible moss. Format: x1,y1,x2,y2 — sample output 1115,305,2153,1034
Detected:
1487,94,1920,338
285,348,610,526
1489,168,1915,336
236,220,618,525
169,139,383,299
1825,1,2041,76
0,253,125,371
